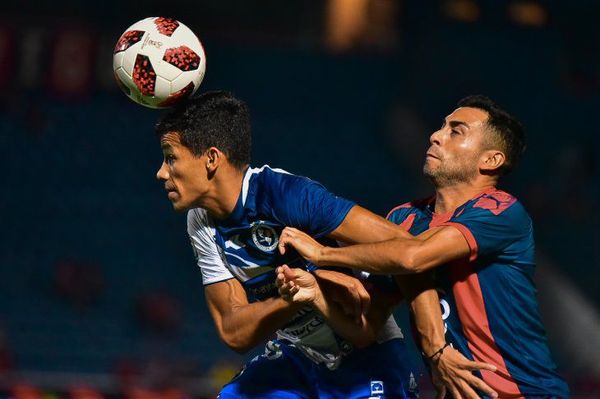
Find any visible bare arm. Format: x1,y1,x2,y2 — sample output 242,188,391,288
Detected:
204,278,304,354
327,205,413,243
280,224,471,274
277,265,393,348
312,268,372,324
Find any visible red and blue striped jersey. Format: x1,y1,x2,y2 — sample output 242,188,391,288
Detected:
387,188,569,398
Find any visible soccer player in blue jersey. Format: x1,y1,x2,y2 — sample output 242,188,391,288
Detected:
278,96,570,398
154,91,495,398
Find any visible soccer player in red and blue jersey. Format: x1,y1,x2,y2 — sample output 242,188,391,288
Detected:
278,96,570,398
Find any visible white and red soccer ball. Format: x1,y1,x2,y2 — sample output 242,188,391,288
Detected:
113,17,206,109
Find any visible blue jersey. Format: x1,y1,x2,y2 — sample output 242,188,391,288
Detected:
188,165,404,369
387,189,569,398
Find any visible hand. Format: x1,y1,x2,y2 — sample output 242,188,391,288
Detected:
313,269,370,324
278,227,324,265
431,362,448,399
276,265,320,304
431,346,498,399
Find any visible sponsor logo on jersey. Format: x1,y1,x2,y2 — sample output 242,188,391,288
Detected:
249,281,277,298
251,221,279,252
282,315,325,339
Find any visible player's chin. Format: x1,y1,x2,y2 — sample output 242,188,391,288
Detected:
423,163,435,177
169,197,191,212
172,202,191,212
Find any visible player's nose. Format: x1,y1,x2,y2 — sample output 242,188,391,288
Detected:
429,129,442,146
156,162,169,181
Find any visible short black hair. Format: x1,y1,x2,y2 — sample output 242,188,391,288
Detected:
156,91,251,169
457,95,526,175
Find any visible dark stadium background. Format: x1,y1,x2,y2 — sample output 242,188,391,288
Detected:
0,1,598,398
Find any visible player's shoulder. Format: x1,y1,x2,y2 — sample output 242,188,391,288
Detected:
249,164,323,199
465,189,529,219
386,196,433,222
250,164,311,186
187,207,211,234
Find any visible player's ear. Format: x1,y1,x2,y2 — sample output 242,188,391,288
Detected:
205,147,222,173
480,149,505,173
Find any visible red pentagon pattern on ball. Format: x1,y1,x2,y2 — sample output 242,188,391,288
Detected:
132,54,156,96
114,30,144,53
154,17,179,37
159,82,195,107
162,46,201,71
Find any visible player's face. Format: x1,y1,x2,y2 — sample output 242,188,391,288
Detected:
424,107,489,186
156,132,208,211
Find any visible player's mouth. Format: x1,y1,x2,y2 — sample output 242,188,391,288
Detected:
167,190,179,200
165,185,179,200
426,151,440,160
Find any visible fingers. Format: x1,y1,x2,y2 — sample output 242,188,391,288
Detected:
349,282,370,324
278,227,301,255
455,379,480,399
465,361,497,373
434,385,446,399
276,265,292,299
279,228,292,255
351,284,369,324
344,283,362,324
460,359,499,397
282,227,300,235
436,347,499,399
278,280,299,300
449,385,463,399
276,267,285,288
282,264,297,280
356,282,371,315
462,374,498,398
278,235,287,255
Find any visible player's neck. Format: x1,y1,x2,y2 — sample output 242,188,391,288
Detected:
204,165,248,220
434,181,496,214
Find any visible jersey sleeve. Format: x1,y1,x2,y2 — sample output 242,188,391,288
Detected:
187,209,234,286
386,203,413,227
441,195,532,262
267,172,355,238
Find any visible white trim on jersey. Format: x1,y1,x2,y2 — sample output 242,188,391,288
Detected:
242,165,291,206
187,208,234,285
223,251,261,267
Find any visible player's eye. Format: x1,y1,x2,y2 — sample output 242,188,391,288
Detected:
450,129,460,135
165,154,176,165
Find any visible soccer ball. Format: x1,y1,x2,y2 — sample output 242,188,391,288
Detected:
113,17,206,109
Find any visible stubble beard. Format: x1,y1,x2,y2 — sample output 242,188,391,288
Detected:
423,159,478,188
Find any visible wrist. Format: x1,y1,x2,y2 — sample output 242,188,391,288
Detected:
286,298,307,312
420,333,446,357
424,342,450,362
316,245,330,266
311,290,327,313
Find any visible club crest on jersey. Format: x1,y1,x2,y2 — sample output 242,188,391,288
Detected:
251,221,279,252
370,380,384,396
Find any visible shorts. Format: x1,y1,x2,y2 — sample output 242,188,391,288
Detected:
218,338,418,399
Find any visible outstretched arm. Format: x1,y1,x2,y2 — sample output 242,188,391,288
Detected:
279,224,471,274
204,278,304,354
